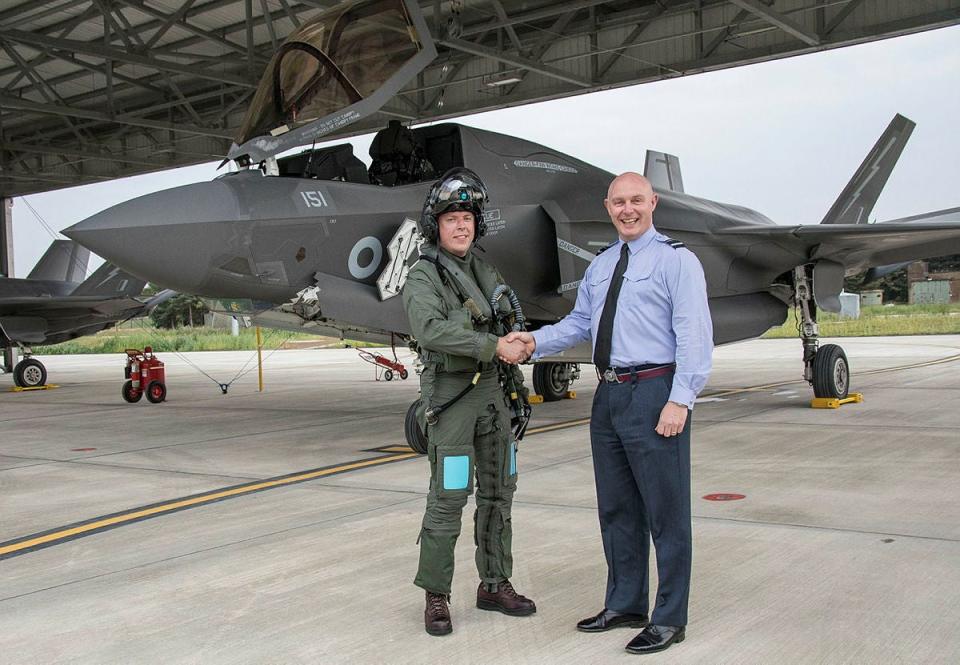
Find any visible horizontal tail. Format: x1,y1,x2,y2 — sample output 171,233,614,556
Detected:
820,114,915,225
26,240,89,283
70,262,146,297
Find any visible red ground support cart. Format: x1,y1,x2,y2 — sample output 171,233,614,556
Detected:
122,346,167,403
357,348,409,381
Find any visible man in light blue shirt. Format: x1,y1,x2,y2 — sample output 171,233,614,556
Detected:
507,172,712,655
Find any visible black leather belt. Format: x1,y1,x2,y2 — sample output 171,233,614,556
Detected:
598,363,675,384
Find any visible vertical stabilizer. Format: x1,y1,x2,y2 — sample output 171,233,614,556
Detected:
820,114,915,224
644,150,685,193
26,239,90,283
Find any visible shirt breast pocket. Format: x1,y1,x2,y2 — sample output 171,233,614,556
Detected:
588,274,611,316
621,265,655,304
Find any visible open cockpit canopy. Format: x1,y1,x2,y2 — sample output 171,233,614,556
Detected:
228,0,435,165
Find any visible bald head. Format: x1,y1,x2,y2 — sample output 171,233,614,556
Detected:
604,172,659,242
606,172,653,199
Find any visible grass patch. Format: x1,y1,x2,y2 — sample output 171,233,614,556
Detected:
33,320,382,354
763,303,960,339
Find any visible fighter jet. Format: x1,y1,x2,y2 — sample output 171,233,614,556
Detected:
0,239,163,387
63,0,960,440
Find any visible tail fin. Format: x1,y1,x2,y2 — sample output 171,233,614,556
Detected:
644,150,685,193
820,114,915,224
26,239,90,283
71,262,146,297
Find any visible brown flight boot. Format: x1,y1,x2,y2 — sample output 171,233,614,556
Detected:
424,591,452,636
476,580,537,616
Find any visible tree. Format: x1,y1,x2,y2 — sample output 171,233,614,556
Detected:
150,294,209,329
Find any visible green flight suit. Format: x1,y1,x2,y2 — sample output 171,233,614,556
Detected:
403,245,527,595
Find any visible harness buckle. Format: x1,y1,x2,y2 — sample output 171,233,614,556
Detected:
602,368,618,383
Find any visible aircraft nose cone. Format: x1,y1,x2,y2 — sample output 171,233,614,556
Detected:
64,180,242,293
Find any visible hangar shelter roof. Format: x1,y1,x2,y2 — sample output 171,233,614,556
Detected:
0,0,957,197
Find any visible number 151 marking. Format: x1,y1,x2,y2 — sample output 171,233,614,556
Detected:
300,191,328,208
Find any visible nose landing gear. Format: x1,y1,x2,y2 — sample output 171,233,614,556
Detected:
793,266,850,400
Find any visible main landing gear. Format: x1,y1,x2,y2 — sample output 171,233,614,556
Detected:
532,362,581,402
793,266,849,399
13,352,47,388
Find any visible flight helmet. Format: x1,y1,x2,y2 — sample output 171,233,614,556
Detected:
420,167,488,244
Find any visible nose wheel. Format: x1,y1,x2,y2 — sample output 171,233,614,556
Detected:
812,344,849,399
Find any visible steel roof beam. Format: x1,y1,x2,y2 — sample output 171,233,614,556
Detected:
0,94,234,139
439,36,592,88
461,0,611,37
825,0,867,36
596,2,668,80
728,0,820,45
0,28,255,88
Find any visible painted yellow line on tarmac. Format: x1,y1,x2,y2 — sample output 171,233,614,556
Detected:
7,351,958,560
0,451,418,559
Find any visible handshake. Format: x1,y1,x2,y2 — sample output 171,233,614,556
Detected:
495,331,536,365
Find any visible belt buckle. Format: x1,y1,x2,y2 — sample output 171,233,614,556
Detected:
602,368,619,383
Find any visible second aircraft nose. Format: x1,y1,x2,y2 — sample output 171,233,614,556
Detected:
64,180,242,294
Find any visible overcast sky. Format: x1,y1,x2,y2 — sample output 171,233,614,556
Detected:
10,24,960,278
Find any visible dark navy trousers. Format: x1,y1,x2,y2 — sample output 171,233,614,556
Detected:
590,371,692,627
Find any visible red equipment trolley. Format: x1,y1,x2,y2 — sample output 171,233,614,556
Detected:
122,347,167,403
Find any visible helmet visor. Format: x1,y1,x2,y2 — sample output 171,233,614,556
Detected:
433,172,487,209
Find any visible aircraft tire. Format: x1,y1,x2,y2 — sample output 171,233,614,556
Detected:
146,380,167,403
533,362,570,402
812,344,849,399
404,399,429,454
122,380,142,403
14,358,47,388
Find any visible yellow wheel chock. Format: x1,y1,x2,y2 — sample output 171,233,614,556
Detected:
529,391,576,404
8,384,60,392
810,392,863,409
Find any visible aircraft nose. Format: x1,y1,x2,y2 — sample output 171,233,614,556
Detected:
64,180,241,293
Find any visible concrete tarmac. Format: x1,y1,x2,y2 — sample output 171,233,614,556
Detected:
1,335,959,664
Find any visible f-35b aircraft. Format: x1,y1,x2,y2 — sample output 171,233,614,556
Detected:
0,240,162,387
64,0,960,419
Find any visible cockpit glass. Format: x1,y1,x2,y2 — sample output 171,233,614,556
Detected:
235,0,423,146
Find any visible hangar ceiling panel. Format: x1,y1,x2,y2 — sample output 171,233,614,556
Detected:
0,0,957,197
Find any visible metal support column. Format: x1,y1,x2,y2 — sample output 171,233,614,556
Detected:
1,197,17,373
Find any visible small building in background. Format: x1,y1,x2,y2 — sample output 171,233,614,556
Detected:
908,262,960,304
839,291,861,319
860,290,883,306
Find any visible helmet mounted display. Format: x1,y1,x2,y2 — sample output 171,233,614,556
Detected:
420,167,489,244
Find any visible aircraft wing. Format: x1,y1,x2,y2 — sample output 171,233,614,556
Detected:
715,221,960,274
0,296,149,345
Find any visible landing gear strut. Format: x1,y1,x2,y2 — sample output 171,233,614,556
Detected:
794,266,849,399
532,362,580,402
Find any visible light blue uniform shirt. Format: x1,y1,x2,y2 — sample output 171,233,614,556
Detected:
532,225,713,408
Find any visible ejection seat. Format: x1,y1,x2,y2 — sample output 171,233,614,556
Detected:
368,120,435,186
277,143,369,183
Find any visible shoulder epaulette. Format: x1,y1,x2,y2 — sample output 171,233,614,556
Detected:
659,236,685,250
596,242,617,256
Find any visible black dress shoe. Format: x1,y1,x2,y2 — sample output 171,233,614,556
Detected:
625,624,685,654
576,608,648,633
